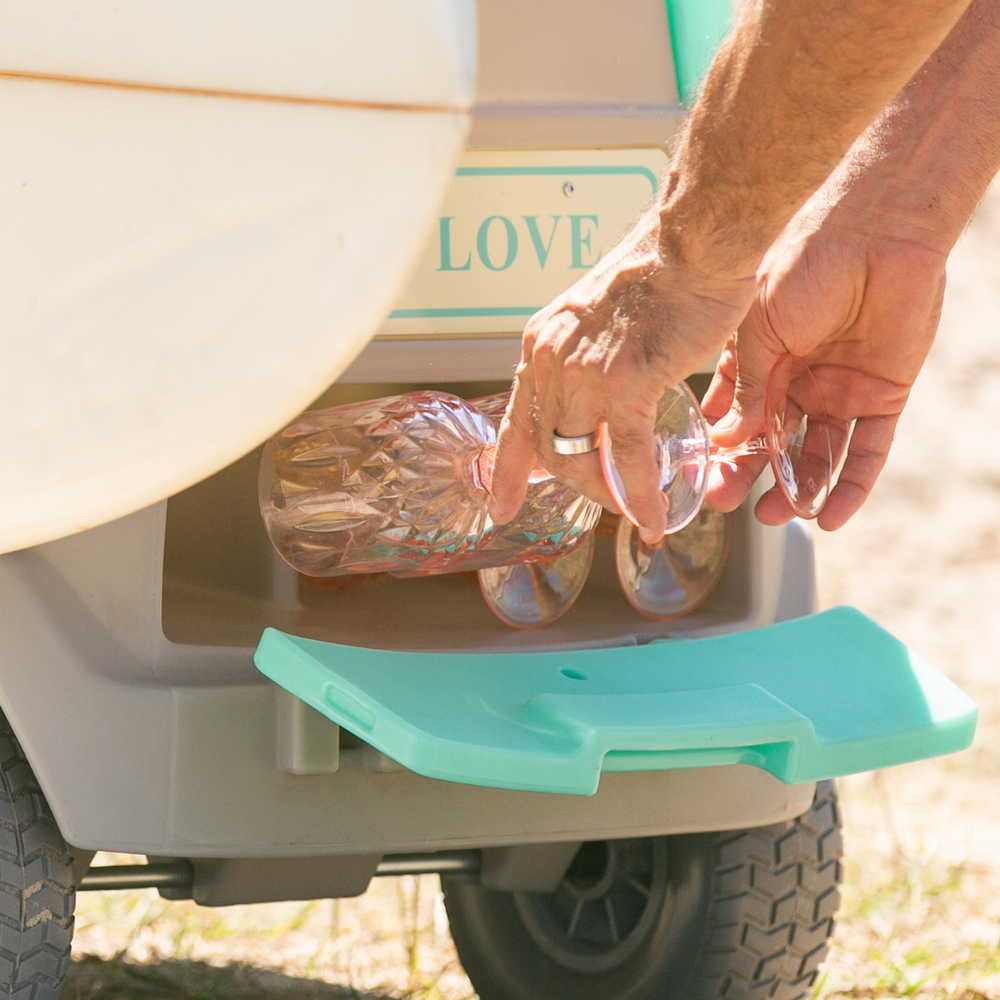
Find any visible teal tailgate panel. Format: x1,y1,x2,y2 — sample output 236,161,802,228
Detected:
254,608,977,796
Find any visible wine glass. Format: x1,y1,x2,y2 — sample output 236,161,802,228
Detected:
615,508,731,621
599,354,841,534
471,393,599,628
478,532,596,629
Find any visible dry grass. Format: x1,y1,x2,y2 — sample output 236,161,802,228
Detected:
70,870,475,1000
68,777,1000,1000
815,770,1000,1000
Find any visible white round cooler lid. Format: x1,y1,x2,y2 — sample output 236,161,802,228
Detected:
0,0,474,554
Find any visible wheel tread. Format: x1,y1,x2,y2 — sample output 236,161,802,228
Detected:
0,718,76,999
689,781,844,1000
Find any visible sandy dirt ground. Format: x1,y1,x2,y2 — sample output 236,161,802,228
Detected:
66,189,1000,1000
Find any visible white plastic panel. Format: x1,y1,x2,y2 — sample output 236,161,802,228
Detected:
0,74,470,553
0,0,475,107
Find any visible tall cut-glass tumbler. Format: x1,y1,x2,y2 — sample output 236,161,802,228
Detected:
259,390,600,579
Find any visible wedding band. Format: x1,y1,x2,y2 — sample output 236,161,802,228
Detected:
551,431,598,456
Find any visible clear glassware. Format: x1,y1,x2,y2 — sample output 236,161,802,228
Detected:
259,391,600,596
469,392,599,627
477,537,596,629
599,354,843,533
615,508,731,620
599,379,710,534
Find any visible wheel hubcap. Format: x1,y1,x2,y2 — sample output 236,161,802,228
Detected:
513,838,670,974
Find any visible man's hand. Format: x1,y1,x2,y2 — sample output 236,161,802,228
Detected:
702,200,946,531
488,209,754,543
704,0,1000,530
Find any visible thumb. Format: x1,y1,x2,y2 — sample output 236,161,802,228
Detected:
708,396,758,446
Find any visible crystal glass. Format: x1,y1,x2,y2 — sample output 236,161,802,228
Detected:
599,379,709,534
615,508,731,620
468,392,600,627
599,355,841,533
259,391,600,594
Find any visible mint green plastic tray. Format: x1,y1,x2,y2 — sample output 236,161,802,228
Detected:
254,608,977,796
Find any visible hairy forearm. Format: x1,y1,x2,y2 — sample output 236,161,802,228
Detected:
659,0,973,277
818,0,1000,252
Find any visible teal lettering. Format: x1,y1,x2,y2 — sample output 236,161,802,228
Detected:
477,216,518,271
569,215,600,269
522,215,561,269
437,217,471,271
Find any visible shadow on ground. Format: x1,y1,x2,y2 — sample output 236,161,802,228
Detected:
65,954,398,1000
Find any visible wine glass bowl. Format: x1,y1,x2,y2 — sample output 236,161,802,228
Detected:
598,380,711,535
598,355,838,535
759,353,834,519
471,393,600,628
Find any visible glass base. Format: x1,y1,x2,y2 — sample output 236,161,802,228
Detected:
615,509,730,621
478,533,596,629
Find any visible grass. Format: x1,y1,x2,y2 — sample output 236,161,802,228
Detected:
819,853,1000,999
814,770,1000,1000
64,953,369,1000
70,869,475,1000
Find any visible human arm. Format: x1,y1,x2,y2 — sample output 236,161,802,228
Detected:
703,0,1000,530
488,0,971,543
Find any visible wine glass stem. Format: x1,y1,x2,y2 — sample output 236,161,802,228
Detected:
663,434,769,478
711,434,769,466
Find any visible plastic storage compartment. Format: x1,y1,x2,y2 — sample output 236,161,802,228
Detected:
161,380,766,655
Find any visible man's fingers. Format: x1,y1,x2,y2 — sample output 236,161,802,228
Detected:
816,414,897,530
753,487,798,525
705,450,770,512
709,311,784,447
601,411,666,542
752,414,895,530
543,452,619,511
538,390,619,510
489,371,539,524
701,338,739,423
530,367,619,509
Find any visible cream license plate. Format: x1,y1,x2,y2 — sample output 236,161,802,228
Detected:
377,148,667,338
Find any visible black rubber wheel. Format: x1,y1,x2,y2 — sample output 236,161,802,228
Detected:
443,781,842,1000
0,717,77,999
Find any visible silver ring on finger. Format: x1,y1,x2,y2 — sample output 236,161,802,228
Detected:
551,430,598,456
